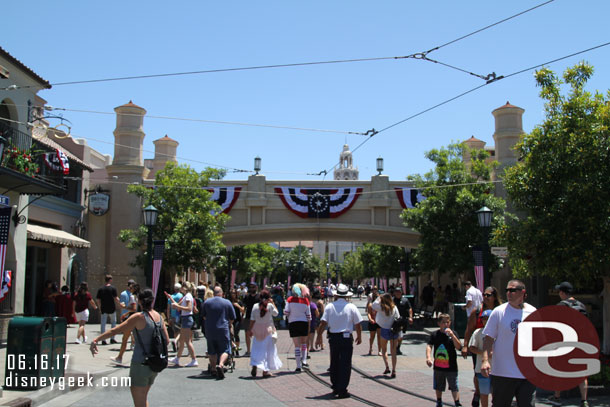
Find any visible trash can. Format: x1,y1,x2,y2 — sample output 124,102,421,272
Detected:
451,303,468,338
4,317,54,390
50,317,67,380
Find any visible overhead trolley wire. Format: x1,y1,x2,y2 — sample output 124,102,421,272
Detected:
0,1,555,92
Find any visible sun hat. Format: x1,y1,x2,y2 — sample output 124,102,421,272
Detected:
333,284,353,297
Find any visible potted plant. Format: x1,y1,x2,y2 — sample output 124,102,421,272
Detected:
2,145,40,176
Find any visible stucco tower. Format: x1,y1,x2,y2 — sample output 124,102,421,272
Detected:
334,144,359,180
147,135,179,179
492,101,525,202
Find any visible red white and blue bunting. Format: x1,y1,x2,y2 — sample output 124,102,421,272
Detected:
43,149,70,175
275,187,362,218
206,187,241,214
395,187,426,209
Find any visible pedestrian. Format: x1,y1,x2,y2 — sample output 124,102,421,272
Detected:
72,282,98,344
166,283,183,352
426,313,463,407
392,286,413,356
200,286,236,379
228,289,244,356
96,275,119,345
42,280,59,317
308,290,320,354
462,286,502,407
248,289,282,378
422,281,435,308
548,282,590,407
462,281,483,321
372,293,401,378
90,288,169,407
367,289,381,356
314,291,326,351
271,287,285,329
480,279,537,407
111,282,139,365
165,282,198,367
316,284,363,399
284,283,311,371
357,284,364,299
468,309,493,407
55,285,76,326
242,283,260,357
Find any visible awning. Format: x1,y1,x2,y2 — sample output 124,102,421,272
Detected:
27,224,91,248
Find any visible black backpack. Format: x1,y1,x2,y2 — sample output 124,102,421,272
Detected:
559,298,588,318
135,311,168,373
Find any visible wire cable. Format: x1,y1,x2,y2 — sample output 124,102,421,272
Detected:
0,1,554,91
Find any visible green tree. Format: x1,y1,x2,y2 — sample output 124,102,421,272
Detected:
402,142,508,279
502,62,610,353
118,162,228,277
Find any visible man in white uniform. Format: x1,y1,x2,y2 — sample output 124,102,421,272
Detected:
463,281,483,318
316,284,363,399
480,279,537,407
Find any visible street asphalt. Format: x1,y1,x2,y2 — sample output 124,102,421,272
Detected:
0,297,607,406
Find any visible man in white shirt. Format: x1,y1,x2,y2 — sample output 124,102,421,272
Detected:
316,284,363,399
480,279,537,407
463,281,483,318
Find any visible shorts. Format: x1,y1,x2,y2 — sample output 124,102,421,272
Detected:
180,315,194,329
233,320,242,337
475,373,491,395
129,361,158,387
380,327,400,341
289,321,309,338
75,309,89,322
433,370,459,392
242,319,251,332
368,322,379,332
207,337,231,356
310,322,318,334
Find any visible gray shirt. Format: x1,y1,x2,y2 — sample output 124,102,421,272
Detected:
132,312,162,364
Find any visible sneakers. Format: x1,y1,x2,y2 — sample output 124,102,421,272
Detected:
185,359,199,367
295,367,302,372
455,401,462,407
546,395,562,406
75,338,81,344
216,365,225,379
110,356,123,365
170,357,181,366
110,339,118,344
581,401,589,407
436,400,443,407
101,340,107,345
395,348,403,355
84,336,88,344
302,362,309,368
244,352,250,357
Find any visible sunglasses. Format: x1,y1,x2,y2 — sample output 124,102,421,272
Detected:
506,288,524,293
483,293,493,298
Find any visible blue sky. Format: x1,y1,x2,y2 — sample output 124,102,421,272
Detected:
3,1,609,182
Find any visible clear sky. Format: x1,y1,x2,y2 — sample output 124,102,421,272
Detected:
3,1,609,183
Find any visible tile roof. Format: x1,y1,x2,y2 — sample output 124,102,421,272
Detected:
0,46,51,89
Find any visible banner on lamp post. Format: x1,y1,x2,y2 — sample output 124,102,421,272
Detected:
287,275,291,289
263,277,268,288
230,269,237,288
400,271,407,294
251,273,256,284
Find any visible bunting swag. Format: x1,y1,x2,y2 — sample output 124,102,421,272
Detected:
206,187,241,214
275,187,362,218
43,149,70,175
395,188,426,209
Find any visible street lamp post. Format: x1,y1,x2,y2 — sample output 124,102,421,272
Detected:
476,206,493,289
226,246,232,293
143,205,158,288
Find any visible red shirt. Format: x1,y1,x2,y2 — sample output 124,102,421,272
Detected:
73,292,92,313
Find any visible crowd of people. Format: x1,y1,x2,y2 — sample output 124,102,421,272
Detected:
37,273,591,407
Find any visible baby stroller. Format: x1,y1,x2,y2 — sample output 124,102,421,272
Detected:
206,332,237,375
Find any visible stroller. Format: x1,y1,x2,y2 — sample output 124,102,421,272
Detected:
206,331,237,374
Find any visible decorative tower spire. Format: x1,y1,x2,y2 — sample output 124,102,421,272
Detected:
333,144,359,180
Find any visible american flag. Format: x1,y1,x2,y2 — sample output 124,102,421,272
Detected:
151,240,165,307
0,207,12,302
473,249,485,292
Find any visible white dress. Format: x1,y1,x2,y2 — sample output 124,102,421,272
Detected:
250,303,282,372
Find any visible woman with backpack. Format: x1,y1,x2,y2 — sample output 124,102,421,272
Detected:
90,288,169,407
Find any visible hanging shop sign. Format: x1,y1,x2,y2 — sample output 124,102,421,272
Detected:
89,193,110,216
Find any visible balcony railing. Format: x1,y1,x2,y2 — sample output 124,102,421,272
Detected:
0,121,66,189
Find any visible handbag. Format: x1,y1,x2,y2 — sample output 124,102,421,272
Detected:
271,329,278,344
391,317,403,335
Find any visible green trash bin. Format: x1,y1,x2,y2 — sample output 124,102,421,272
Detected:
4,317,54,390
50,317,67,380
452,303,468,338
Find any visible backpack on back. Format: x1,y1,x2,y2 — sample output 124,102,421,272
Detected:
559,298,588,317
135,311,168,373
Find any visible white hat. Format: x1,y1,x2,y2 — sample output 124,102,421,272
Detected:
333,284,353,297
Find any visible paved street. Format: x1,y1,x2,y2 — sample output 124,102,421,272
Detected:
1,298,608,407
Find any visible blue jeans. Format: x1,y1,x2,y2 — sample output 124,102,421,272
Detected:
101,312,117,339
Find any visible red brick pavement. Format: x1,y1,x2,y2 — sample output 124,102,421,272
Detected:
237,329,477,406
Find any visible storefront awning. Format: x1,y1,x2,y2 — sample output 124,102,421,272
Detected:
27,224,91,248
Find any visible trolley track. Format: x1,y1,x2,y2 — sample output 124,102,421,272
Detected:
303,368,384,407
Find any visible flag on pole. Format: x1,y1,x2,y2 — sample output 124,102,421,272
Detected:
473,249,485,292
151,240,165,307
0,207,12,303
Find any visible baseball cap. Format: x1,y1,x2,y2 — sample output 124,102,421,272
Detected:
555,281,573,293
127,279,135,285
174,283,182,290
393,286,403,292
481,309,492,318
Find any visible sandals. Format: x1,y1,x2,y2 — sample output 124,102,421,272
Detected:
262,372,272,378
383,368,391,375
390,371,396,378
